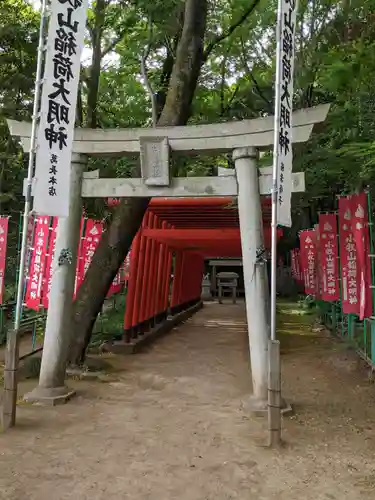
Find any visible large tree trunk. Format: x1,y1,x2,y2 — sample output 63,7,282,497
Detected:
68,198,149,365
157,0,207,126
86,0,106,128
68,0,208,365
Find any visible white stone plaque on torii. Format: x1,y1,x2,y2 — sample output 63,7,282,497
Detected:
139,136,170,187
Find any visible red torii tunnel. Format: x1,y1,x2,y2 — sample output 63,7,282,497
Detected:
116,197,283,341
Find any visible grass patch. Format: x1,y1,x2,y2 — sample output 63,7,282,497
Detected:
277,296,316,316
276,298,323,351
90,294,126,346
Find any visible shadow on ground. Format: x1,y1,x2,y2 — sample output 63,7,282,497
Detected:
0,300,374,500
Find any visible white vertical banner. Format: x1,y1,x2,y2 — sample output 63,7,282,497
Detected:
275,0,298,227
34,0,88,217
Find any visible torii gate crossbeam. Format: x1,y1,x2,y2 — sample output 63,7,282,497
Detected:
6,103,329,410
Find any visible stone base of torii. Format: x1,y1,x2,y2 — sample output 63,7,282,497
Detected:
4,104,329,415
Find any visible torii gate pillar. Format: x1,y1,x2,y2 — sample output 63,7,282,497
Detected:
7,104,329,412
234,147,270,411
24,153,86,405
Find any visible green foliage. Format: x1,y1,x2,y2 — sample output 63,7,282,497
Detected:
0,0,40,296
2,0,375,255
0,0,39,213
91,294,126,345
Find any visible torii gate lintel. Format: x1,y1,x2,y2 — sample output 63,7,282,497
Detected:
13,103,329,200
7,103,330,409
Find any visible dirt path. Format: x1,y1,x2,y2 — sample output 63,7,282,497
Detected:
0,301,375,499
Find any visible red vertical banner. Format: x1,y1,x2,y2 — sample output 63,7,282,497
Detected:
291,249,301,283
351,192,373,320
291,248,303,284
25,214,35,278
108,266,124,297
314,224,323,300
297,249,303,283
24,216,50,310
124,249,131,281
319,214,340,302
124,232,141,330
79,219,103,281
74,217,85,296
339,197,360,315
41,217,58,308
26,215,34,248
290,249,297,280
299,230,317,295
0,217,9,304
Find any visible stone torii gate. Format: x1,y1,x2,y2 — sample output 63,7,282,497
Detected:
7,103,329,409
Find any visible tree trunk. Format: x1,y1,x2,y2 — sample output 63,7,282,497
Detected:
86,0,106,128
68,0,209,365
158,0,207,126
68,198,150,365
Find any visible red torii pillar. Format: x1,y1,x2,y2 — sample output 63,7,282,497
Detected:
123,230,140,339
161,243,173,316
171,250,183,312
152,221,168,322
130,211,150,338
144,214,160,327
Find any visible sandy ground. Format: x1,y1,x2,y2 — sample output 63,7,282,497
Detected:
0,301,375,499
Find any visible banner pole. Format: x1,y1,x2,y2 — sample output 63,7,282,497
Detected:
270,0,282,346
14,211,23,304
268,0,283,448
15,0,48,331
2,0,48,431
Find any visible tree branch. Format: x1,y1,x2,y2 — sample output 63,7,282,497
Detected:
80,65,89,84
202,0,261,62
222,83,240,116
155,43,175,119
86,0,106,128
219,53,228,116
101,13,136,59
239,37,272,111
101,29,127,58
76,80,84,126
157,0,208,126
156,29,183,118
141,15,157,127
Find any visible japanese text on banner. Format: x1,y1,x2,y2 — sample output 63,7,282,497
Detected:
124,249,131,280
314,224,323,299
290,248,303,284
34,0,88,217
299,230,316,295
275,0,298,227
319,214,339,302
42,217,58,308
108,267,124,297
74,217,85,296
0,218,9,305
351,192,373,320
290,249,297,280
24,217,50,310
77,220,103,291
338,197,360,315
24,215,35,278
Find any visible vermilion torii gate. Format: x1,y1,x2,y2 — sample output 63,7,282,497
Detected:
7,103,329,411
107,196,283,344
